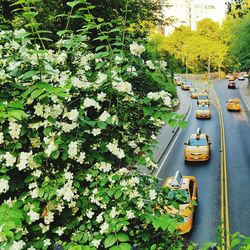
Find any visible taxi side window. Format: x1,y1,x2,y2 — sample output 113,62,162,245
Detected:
189,181,194,198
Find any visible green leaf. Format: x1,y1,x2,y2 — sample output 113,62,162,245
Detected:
23,11,38,19
104,234,117,248
231,238,240,248
117,232,129,242
8,110,26,120
143,107,154,116
178,120,187,129
119,243,132,250
66,1,82,8
168,119,177,128
31,89,44,99
150,244,157,250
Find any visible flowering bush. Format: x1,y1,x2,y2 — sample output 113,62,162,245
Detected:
0,2,186,249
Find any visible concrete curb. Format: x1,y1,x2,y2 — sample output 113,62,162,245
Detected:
239,80,250,110
151,89,192,175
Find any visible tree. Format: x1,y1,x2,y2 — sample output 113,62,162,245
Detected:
230,12,250,70
226,0,250,18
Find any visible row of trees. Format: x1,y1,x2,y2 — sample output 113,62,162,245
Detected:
150,0,249,74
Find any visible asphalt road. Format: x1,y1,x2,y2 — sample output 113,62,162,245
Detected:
214,79,250,237
156,88,221,247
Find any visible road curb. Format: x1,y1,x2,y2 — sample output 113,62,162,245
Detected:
151,89,192,176
239,80,250,110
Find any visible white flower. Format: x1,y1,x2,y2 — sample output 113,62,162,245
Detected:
146,60,155,70
68,141,78,159
92,239,101,248
57,181,75,202
92,128,101,136
44,211,54,225
43,239,51,247
96,72,107,84
9,120,21,139
32,169,42,178
129,42,145,57
97,92,106,102
77,152,86,164
96,213,103,223
83,98,100,110
55,227,66,236
100,222,109,234
34,103,44,117
0,179,9,194
99,162,112,172
0,132,4,144
64,171,73,180
27,247,36,250
65,109,79,121
86,174,93,182
28,210,40,223
126,66,137,76
112,80,133,94
107,142,125,159
160,60,167,70
4,152,16,167
110,207,119,218
115,55,123,64
126,210,135,219
99,111,110,121
14,28,27,38
72,77,84,88
44,137,57,157
39,223,49,233
149,189,157,200
16,152,32,171
86,209,94,219
137,199,144,209
30,188,39,199
128,177,139,187
10,240,25,250
128,141,137,148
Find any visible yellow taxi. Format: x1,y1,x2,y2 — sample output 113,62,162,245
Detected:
189,87,199,99
181,80,192,90
196,104,211,119
162,171,198,234
184,128,211,161
197,94,210,105
226,99,241,111
175,79,182,86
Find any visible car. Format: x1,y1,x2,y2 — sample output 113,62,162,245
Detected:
228,80,236,89
197,94,210,105
174,74,182,80
162,171,198,234
226,74,231,79
184,128,211,161
189,87,199,99
175,78,183,86
181,80,192,90
196,104,211,119
226,99,241,111
238,75,245,81
243,72,249,78
228,76,236,81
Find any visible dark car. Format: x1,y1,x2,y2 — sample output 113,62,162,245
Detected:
228,81,236,89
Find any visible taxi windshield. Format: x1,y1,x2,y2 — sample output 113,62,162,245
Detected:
198,95,208,100
188,138,207,146
169,189,190,205
197,106,209,110
229,100,239,104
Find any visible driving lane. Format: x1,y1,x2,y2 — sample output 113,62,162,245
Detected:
214,79,250,237
156,89,221,247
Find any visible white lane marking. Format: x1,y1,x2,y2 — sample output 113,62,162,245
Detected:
239,81,250,111
155,91,193,177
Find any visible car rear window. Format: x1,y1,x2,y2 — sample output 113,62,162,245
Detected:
188,138,207,146
198,95,208,100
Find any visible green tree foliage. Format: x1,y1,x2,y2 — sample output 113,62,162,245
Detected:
151,20,228,74
226,0,250,18
230,12,250,70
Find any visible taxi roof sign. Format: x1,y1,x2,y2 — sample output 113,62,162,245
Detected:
170,170,183,188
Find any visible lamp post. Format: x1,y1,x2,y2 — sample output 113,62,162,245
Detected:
185,52,188,80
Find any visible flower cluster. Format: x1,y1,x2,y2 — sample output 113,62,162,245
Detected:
0,26,181,250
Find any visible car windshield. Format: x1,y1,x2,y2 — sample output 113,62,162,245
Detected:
168,189,190,205
188,138,207,146
198,95,208,100
197,106,209,110
229,100,239,104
